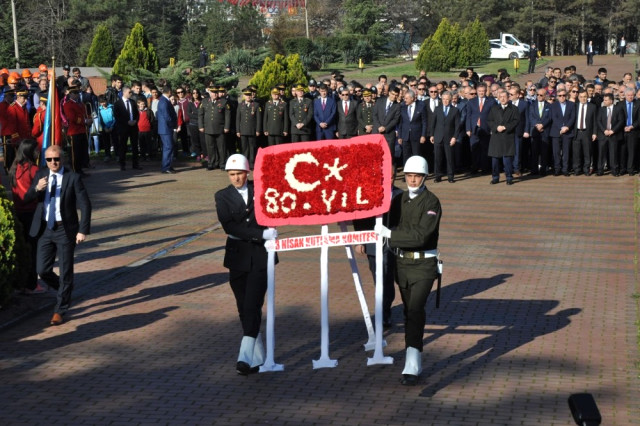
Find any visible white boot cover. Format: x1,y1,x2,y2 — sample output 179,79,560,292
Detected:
237,336,256,365
401,346,423,376
251,333,266,368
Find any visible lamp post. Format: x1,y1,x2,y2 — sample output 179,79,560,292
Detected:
11,0,20,68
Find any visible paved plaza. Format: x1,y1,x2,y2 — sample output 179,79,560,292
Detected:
1,152,638,425
1,55,639,425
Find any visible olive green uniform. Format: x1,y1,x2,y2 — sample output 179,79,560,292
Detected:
289,97,314,142
357,101,375,135
388,187,441,351
263,99,290,146
198,97,231,169
236,100,262,167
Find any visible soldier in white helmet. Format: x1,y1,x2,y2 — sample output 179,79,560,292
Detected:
215,154,278,375
377,155,442,386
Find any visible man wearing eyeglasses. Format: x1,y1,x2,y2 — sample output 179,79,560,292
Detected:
528,89,552,176
24,145,92,326
549,89,576,176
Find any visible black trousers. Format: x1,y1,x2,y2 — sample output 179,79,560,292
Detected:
551,134,572,173
3,136,16,173
177,125,190,154
530,132,550,174
267,135,285,146
470,131,491,173
291,133,311,142
229,268,267,338
598,138,617,174
70,133,89,172
572,130,592,174
239,135,257,167
37,224,76,314
366,251,396,323
528,58,537,74
118,126,139,167
396,257,438,351
433,141,455,178
188,125,204,156
621,131,638,173
205,133,226,168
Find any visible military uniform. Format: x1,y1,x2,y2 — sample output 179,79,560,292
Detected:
388,187,441,352
198,94,232,169
289,97,314,142
236,97,262,168
63,93,90,174
263,98,289,146
357,99,375,135
0,92,18,172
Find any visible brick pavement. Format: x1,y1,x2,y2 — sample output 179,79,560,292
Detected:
0,151,638,425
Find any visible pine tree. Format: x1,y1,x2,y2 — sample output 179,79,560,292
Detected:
415,18,462,72
86,24,115,67
113,23,159,77
249,54,309,100
461,18,490,66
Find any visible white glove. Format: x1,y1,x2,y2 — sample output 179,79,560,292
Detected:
374,224,392,239
262,228,278,240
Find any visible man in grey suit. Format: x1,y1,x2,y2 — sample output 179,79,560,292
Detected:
430,91,461,182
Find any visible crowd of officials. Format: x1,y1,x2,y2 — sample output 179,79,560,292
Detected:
3,63,640,184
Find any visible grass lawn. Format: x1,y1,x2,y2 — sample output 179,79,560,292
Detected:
312,57,549,84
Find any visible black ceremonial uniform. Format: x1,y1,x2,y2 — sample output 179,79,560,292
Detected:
289,97,314,142
263,99,290,146
198,97,231,169
236,100,262,167
215,181,276,337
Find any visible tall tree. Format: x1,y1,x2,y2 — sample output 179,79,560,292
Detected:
113,23,159,77
86,24,115,67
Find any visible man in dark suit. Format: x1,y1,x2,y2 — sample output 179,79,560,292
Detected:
487,89,520,185
466,83,496,174
215,154,276,376
573,90,598,175
24,145,91,326
596,93,625,175
157,86,178,174
289,84,314,142
336,86,359,139
430,91,460,182
312,84,336,140
527,43,538,74
114,85,141,171
528,88,552,175
549,88,576,176
373,86,401,160
424,85,440,171
508,87,530,177
262,87,289,146
397,90,428,166
615,87,639,175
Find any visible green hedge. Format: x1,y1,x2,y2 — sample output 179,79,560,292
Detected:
0,185,31,306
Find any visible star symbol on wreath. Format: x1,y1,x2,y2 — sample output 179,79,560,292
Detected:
323,158,348,181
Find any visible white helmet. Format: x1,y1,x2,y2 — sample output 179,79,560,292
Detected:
225,154,250,172
403,156,428,175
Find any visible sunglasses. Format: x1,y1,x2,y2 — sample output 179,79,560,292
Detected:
429,90,437,93
557,94,566,97
571,90,578,93
45,157,60,162
176,90,184,93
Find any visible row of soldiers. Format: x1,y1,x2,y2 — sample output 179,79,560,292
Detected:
197,81,380,170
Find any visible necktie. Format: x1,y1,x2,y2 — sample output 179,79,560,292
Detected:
344,101,349,116
274,101,278,107
477,98,484,126
607,108,612,130
627,102,632,126
385,102,391,116
444,106,448,117
126,100,132,120
539,102,543,117
408,104,413,120
581,104,586,129
322,99,325,110
47,175,57,230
